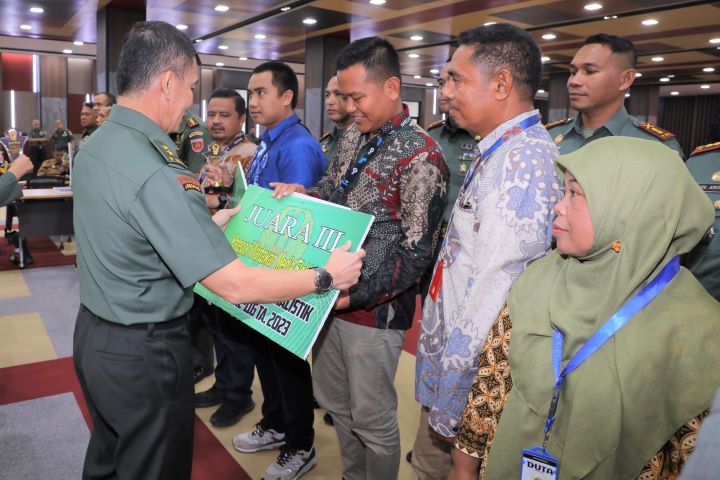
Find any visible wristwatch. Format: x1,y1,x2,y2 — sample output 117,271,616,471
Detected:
217,193,229,210
313,267,333,294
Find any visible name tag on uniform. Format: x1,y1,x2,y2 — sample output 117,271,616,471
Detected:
521,446,559,480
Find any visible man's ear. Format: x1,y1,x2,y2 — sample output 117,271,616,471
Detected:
384,76,401,101
281,89,294,108
619,68,636,91
160,70,174,99
494,69,514,100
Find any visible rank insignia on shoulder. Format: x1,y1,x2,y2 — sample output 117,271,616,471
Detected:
191,137,204,153
427,119,446,130
554,134,564,145
545,118,572,130
186,116,198,128
176,174,201,193
322,144,328,153
692,141,720,156
151,139,184,166
189,131,204,138
638,122,675,141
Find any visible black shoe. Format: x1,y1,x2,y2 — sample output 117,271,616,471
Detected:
194,386,225,408
210,399,255,428
193,366,212,384
323,412,334,426
406,450,412,464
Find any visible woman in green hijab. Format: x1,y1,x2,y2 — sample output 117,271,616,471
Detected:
450,136,720,480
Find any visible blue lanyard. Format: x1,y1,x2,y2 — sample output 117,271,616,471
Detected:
541,256,680,450
460,114,541,195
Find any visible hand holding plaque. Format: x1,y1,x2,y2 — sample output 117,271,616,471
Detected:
202,142,224,194
0,129,29,164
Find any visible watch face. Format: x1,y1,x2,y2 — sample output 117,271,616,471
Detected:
317,269,333,292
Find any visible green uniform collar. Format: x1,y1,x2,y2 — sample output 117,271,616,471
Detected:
571,106,630,137
108,105,174,145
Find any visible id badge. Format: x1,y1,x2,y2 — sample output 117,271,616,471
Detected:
521,446,559,480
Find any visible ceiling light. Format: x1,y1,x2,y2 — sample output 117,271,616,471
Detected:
635,72,642,77
215,62,224,67
195,39,202,43
218,45,228,50
303,18,317,25
215,5,229,12
63,49,72,54
537,89,546,93
413,75,421,79
642,19,658,26
281,6,291,11
254,34,266,39
670,91,679,96
73,40,84,46
408,53,420,58
625,93,630,97
239,56,248,61
20,24,32,30
710,38,720,44
651,56,664,62
410,35,424,41
176,24,188,31
542,33,557,40
603,15,617,20
429,68,440,74
703,67,715,72
29,6,43,13
667,74,675,78
541,56,551,63
483,22,497,26
584,3,602,10
660,77,670,82
425,82,434,87
369,0,386,4
701,84,711,89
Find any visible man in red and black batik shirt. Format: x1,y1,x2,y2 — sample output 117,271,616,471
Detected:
272,37,449,480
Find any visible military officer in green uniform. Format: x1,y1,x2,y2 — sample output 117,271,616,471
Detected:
685,141,720,301
172,109,212,174
319,75,352,164
72,21,364,480
0,154,32,206
546,33,683,158
426,63,479,224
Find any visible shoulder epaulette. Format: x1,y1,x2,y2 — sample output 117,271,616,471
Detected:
544,118,572,129
692,141,720,156
427,119,446,130
637,122,675,141
319,131,332,142
151,139,184,166
186,116,199,128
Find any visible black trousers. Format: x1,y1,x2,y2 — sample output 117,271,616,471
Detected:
203,304,255,403
250,328,315,451
188,295,214,373
73,305,194,480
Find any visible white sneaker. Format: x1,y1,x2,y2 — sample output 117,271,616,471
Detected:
262,447,317,480
232,424,286,453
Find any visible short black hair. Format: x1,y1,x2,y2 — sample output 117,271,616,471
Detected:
252,61,299,109
93,92,117,106
457,23,542,101
209,87,246,116
83,102,93,109
116,21,197,96
584,33,637,68
336,37,401,85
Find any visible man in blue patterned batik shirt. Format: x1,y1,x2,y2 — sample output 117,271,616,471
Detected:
413,23,561,479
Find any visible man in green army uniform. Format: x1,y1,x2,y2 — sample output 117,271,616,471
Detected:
72,21,364,480
546,34,683,158
426,63,478,224
172,109,212,174
685,140,720,301
319,75,352,163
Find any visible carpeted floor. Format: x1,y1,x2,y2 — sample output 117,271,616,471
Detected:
0,236,75,272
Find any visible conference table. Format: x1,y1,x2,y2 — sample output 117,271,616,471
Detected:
13,187,73,268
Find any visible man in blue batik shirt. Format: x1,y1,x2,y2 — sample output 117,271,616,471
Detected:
245,61,326,189
232,61,326,480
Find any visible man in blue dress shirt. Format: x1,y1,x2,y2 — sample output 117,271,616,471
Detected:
233,61,326,480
